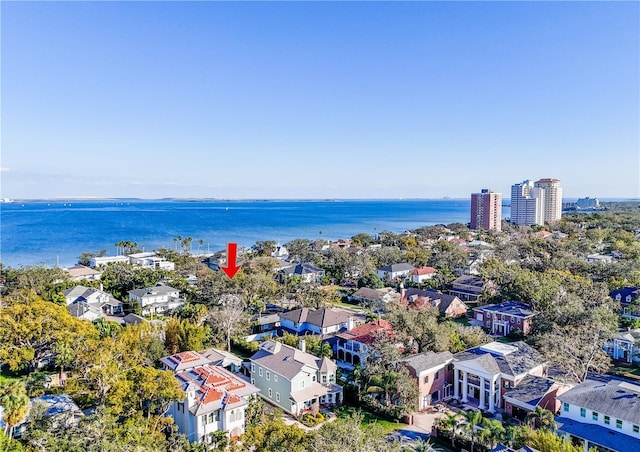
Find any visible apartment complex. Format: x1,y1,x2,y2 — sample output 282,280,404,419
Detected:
470,189,502,231
510,178,562,226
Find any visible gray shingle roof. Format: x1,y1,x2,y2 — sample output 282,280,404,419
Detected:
250,340,331,380
378,263,415,272
279,308,352,328
400,351,454,373
454,341,545,377
558,375,640,426
503,375,557,407
476,301,536,318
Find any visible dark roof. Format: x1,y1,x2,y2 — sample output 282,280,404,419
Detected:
558,375,640,425
31,394,82,417
400,351,454,373
556,416,640,452
279,308,352,328
402,288,467,314
454,341,545,377
351,287,384,302
452,275,485,288
503,375,557,407
475,301,537,318
128,283,178,298
611,287,639,300
280,263,324,276
378,263,415,273
123,313,146,325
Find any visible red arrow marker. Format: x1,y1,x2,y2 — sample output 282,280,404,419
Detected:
221,242,241,279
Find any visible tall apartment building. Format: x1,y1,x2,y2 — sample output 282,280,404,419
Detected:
470,189,502,231
510,178,563,226
510,180,545,226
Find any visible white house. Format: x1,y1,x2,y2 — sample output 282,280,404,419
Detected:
376,263,415,282
89,255,130,268
250,340,342,415
128,252,176,270
556,375,640,452
63,285,123,319
161,351,260,444
604,331,638,363
410,267,437,284
128,283,184,315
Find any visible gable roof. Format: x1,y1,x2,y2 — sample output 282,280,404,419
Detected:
378,263,415,273
250,340,333,380
279,307,352,328
475,301,537,318
401,288,467,314
410,267,437,276
611,287,640,301
454,341,545,377
129,283,178,298
558,375,640,426
65,265,101,278
160,351,211,371
400,351,454,373
280,263,325,276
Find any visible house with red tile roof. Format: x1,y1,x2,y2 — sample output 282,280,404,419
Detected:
161,351,259,445
334,320,394,369
410,267,437,284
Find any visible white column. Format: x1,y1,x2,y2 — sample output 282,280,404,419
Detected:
488,378,496,413
479,377,486,409
454,369,460,399
462,371,468,403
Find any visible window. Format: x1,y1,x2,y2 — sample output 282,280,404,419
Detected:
517,318,521,324
424,375,429,384
268,389,272,398
580,408,586,417
274,375,278,382
604,415,610,425
592,412,598,421
435,371,440,380
251,363,255,372
616,419,623,429
563,402,569,412
276,393,280,402
633,425,639,433
251,378,255,385
266,371,270,381
503,381,511,389
178,402,184,413
300,380,305,389
259,368,263,377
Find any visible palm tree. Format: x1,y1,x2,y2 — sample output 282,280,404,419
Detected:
525,406,557,431
0,382,29,439
437,412,461,447
480,418,505,449
463,410,483,452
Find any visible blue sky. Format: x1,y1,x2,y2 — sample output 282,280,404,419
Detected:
2,1,638,199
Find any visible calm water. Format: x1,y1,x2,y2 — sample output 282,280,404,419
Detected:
0,199,509,268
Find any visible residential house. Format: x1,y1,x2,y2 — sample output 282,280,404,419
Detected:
376,263,415,282
250,340,342,415
399,351,455,410
448,275,497,303
279,307,358,336
128,252,175,270
503,375,571,421
1,394,84,438
410,267,437,284
335,320,394,369
161,351,260,444
199,348,244,373
89,255,130,268
123,313,146,325
63,285,124,319
604,330,638,363
349,287,400,310
453,341,547,412
279,263,326,283
128,283,184,315
65,265,102,281
586,253,614,265
400,288,468,319
556,375,640,452
611,287,640,319
472,301,537,337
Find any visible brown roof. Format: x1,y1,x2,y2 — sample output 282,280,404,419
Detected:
336,320,394,345
411,267,437,276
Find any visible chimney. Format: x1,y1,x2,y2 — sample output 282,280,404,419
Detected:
400,282,406,301
99,283,104,292
347,317,355,331
299,339,306,353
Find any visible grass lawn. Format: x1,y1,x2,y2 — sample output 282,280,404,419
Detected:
0,373,20,385
336,405,408,434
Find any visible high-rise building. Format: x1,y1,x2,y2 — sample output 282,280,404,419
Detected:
510,180,545,226
534,178,562,222
470,189,502,231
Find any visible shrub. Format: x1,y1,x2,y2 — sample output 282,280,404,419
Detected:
299,412,325,427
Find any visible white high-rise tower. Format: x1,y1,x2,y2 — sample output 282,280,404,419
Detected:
510,180,545,226
534,179,562,223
